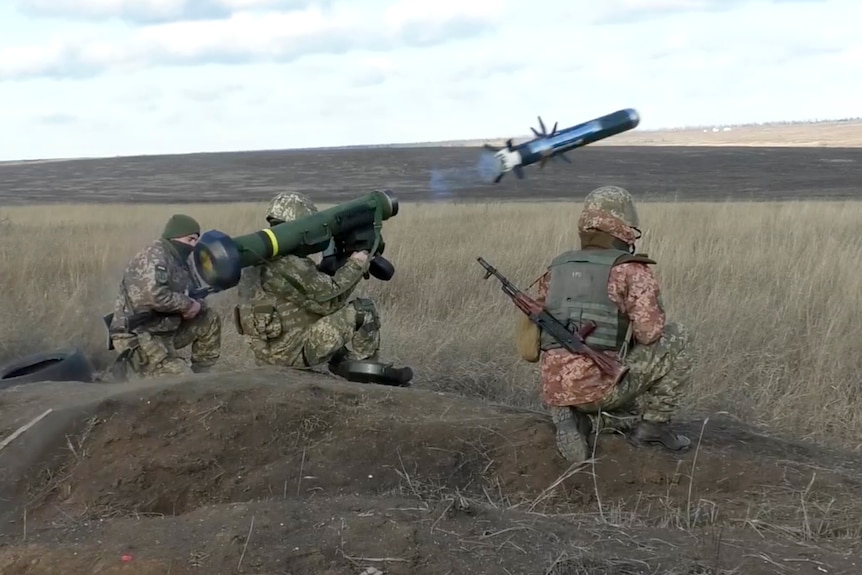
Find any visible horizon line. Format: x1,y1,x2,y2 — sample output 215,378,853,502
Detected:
3,116,861,165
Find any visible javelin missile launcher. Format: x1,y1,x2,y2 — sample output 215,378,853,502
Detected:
193,189,399,292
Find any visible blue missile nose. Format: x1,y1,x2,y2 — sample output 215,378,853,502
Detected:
623,108,640,127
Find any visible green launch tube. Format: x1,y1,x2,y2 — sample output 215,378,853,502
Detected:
193,189,399,291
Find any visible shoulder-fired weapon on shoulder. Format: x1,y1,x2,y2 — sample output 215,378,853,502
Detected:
193,189,400,292
102,190,401,351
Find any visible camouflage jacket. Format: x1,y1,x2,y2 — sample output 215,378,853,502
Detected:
110,238,197,334
238,254,368,358
534,260,666,406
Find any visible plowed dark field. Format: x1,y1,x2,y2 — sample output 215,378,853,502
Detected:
1,145,860,204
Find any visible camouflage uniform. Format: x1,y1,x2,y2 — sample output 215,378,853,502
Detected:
530,186,692,462
108,214,222,378
234,193,385,371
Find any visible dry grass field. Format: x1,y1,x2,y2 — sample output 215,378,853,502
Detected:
1,199,860,448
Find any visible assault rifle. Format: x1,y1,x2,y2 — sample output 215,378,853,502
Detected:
476,256,630,385
101,285,215,351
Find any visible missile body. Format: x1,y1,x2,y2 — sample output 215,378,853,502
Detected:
486,108,640,182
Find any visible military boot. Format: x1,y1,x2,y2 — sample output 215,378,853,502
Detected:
191,362,216,374
327,347,350,376
588,411,638,436
386,365,413,387
549,406,592,463
627,420,691,451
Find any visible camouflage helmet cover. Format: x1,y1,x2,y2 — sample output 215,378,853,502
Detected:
577,185,641,244
583,185,639,228
265,192,318,223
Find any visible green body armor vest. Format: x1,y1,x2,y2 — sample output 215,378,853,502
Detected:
540,248,656,353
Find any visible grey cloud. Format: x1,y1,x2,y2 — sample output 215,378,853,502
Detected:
0,14,498,81
345,38,529,90
453,60,539,81
395,17,492,49
182,83,244,102
346,53,526,92
352,70,388,88
0,44,115,81
761,41,847,66
641,17,848,65
16,0,330,24
37,113,77,125
591,0,819,25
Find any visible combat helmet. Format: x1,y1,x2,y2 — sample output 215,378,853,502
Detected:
582,185,640,230
265,192,317,225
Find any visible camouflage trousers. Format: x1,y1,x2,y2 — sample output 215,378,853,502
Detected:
112,307,222,378
576,322,692,431
250,298,381,368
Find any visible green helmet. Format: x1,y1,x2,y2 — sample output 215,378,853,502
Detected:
265,192,317,224
582,185,640,229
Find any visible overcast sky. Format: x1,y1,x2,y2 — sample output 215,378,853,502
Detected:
1,0,858,161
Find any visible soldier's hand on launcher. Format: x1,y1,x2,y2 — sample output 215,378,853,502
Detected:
182,299,202,320
350,251,370,264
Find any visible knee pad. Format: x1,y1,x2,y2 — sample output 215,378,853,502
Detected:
234,303,282,340
351,298,379,332
135,332,168,367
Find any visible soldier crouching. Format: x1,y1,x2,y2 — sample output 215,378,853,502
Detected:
520,185,692,463
108,214,222,378
233,192,412,385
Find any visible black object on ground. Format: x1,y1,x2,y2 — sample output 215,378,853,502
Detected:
0,348,95,389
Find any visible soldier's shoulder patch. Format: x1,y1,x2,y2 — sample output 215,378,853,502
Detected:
155,264,169,285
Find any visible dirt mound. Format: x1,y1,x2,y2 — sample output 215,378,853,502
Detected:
2,369,861,574
20,377,563,521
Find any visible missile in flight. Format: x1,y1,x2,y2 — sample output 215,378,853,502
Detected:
484,108,640,183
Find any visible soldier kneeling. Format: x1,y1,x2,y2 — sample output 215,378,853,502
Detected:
233,192,412,386
520,185,692,462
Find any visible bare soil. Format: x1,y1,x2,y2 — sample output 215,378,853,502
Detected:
1,145,860,204
0,369,860,575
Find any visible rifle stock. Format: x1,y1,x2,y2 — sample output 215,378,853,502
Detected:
477,256,629,385
102,286,216,351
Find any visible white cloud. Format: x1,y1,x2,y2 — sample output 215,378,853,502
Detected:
1,1,503,79
584,0,827,23
15,0,331,23
0,0,859,160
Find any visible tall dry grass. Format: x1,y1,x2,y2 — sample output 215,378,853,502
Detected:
1,200,860,450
